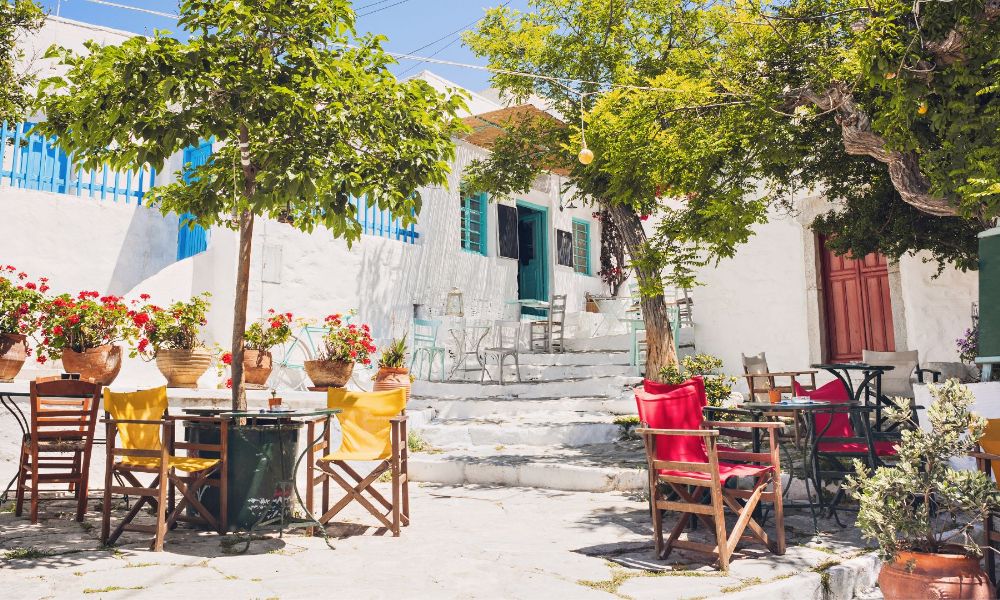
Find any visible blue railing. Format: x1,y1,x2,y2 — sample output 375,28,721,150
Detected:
351,195,419,244
1,121,155,203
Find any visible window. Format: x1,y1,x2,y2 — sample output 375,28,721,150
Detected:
572,219,591,275
460,192,488,255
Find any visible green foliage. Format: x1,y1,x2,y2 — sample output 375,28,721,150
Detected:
0,0,42,123
244,310,294,352
137,293,211,355
34,0,467,242
846,380,1000,559
35,292,140,361
378,336,408,369
656,353,737,407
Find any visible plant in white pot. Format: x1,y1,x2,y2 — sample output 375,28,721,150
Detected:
137,293,213,388
846,379,1000,599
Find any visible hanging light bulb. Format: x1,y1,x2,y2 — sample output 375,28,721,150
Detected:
578,93,595,165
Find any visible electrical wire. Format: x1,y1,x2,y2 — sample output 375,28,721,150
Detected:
356,0,413,17
397,0,511,77
79,0,178,19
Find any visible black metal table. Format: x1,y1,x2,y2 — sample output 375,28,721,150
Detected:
743,400,878,529
0,384,29,504
811,362,901,431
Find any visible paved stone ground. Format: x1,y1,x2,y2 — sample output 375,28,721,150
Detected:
0,479,881,600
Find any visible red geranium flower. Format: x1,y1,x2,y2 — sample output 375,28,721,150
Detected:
221,352,232,365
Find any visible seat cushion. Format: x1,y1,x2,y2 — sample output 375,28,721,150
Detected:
794,380,854,439
23,434,87,453
121,456,220,473
660,461,773,482
816,440,898,456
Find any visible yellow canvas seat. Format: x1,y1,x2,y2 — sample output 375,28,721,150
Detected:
101,387,228,551
306,388,409,536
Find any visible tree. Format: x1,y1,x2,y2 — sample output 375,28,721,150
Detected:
36,0,466,410
0,0,42,123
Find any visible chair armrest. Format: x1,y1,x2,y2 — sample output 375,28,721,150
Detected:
970,450,1000,461
703,420,783,430
635,427,718,437
390,415,409,423
703,406,755,419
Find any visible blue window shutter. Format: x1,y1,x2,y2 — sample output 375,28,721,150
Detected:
478,192,488,256
572,219,591,275
176,139,213,260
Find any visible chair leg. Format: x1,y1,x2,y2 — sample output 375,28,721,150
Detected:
770,472,786,555
101,469,114,545
391,427,401,537
76,448,93,522
438,350,446,382
152,466,170,552
29,448,39,524
401,424,410,526
513,352,522,382
710,484,730,571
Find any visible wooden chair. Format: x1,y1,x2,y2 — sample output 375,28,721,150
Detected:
635,377,785,571
973,419,1000,590
741,352,816,402
306,388,409,536
15,377,102,524
529,294,567,353
101,387,227,551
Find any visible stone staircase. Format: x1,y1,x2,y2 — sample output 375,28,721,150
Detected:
406,349,648,493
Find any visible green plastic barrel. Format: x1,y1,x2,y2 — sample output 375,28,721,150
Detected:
183,418,303,530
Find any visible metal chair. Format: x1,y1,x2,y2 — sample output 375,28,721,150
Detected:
529,294,566,353
15,377,102,524
481,320,523,385
862,349,940,429
410,318,445,381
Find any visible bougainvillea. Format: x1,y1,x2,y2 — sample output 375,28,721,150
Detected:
318,314,375,366
35,290,139,363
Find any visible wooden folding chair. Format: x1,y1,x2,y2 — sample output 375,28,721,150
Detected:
306,388,409,536
101,387,227,551
636,377,786,571
15,377,102,524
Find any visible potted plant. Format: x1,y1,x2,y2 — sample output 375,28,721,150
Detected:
242,309,294,387
0,266,47,381
35,290,138,385
304,313,375,389
847,379,1000,599
137,293,213,388
373,336,412,400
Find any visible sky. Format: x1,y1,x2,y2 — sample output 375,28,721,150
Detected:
33,0,531,92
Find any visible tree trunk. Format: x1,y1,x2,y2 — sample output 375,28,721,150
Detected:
604,201,679,381
230,209,254,412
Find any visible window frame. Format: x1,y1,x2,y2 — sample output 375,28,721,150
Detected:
571,218,591,275
460,191,488,256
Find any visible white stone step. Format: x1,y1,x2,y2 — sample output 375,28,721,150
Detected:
410,375,640,400
408,443,647,492
408,396,636,419
413,412,625,447
564,334,631,352
515,350,630,366
447,362,637,382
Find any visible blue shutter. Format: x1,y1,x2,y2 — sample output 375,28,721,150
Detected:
176,140,212,260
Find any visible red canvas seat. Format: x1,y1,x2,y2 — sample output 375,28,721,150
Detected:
793,381,897,457
635,376,786,570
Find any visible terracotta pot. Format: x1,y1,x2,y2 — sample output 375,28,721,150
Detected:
373,367,411,400
0,333,28,382
155,348,213,388
243,349,273,386
879,549,995,600
304,359,354,388
61,344,122,385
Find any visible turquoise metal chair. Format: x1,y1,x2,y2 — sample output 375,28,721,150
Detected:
411,319,446,381
630,306,680,373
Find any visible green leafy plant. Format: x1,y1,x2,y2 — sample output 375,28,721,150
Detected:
378,336,408,370
0,265,46,337
135,293,211,358
656,353,737,407
244,309,294,352
0,0,43,123
846,380,1000,560
318,313,375,366
35,291,139,363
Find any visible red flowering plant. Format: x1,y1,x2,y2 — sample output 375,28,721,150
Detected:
133,292,211,359
318,313,375,365
245,309,294,352
0,266,47,342
34,291,139,363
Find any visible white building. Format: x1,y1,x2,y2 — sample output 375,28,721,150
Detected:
3,17,606,385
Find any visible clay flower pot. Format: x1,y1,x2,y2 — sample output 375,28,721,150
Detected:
243,349,273,386
155,348,213,388
879,549,995,600
0,333,28,382
304,359,354,389
61,344,122,385
373,367,411,400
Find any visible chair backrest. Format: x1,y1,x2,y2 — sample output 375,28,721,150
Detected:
862,349,918,398
327,388,407,461
103,386,169,452
29,377,102,448
635,377,708,464
548,294,567,325
413,319,440,348
793,380,854,439
742,352,771,402
493,320,522,351
980,419,1000,484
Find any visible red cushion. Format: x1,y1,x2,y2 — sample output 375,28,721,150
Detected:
660,462,773,483
643,378,697,396
635,377,708,464
816,440,898,456
793,379,853,439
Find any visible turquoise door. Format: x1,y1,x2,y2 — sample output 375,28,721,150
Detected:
517,203,549,314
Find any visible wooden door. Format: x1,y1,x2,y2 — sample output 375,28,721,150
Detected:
820,238,895,362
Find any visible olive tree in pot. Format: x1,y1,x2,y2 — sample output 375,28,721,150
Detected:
136,293,213,388
846,380,1000,600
